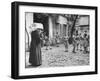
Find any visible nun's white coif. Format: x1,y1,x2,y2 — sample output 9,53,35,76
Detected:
30,23,43,31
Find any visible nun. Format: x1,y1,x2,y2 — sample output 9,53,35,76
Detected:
29,23,43,67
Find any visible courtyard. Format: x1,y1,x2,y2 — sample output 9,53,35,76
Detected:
25,44,89,68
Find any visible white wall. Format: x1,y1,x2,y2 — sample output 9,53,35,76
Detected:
57,15,67,24
25,12,33,45
79,17,89,25
0,0,99,81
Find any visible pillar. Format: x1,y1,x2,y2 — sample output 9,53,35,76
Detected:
48,16,53,39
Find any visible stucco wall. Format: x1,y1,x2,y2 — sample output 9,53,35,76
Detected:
78,16,89,25
25,12,33,47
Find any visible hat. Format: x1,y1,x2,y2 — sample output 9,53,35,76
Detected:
30,23,43,31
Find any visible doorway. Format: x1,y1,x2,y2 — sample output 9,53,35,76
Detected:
34,13,49,36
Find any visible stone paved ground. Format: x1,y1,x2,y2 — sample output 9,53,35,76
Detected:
25,44,89,68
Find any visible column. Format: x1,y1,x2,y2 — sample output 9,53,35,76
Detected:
66,24,68,37
48,16,53,39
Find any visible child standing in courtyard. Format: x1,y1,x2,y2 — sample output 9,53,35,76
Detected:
44,35,52,50
63,36,69,52
55,32,60,47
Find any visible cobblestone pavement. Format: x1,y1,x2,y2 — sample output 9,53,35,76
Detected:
25,44,89,68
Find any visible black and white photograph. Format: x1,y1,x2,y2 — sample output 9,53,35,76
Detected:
25,13,90,68
11,1,97,79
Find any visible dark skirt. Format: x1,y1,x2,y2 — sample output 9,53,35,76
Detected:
29,42,42,66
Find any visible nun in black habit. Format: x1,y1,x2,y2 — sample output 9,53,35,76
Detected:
29,23,43,67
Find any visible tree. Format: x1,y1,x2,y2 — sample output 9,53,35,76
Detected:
66,14,79,44
70,15,78,37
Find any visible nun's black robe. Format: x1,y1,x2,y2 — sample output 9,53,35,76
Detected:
29,30,42,66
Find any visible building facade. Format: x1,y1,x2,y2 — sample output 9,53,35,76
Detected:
25,13,89,50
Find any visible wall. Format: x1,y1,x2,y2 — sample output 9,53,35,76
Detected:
25,12,33,46
79,16,89,25
0,0,99,81
57,15,67,24
56,15,68,37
